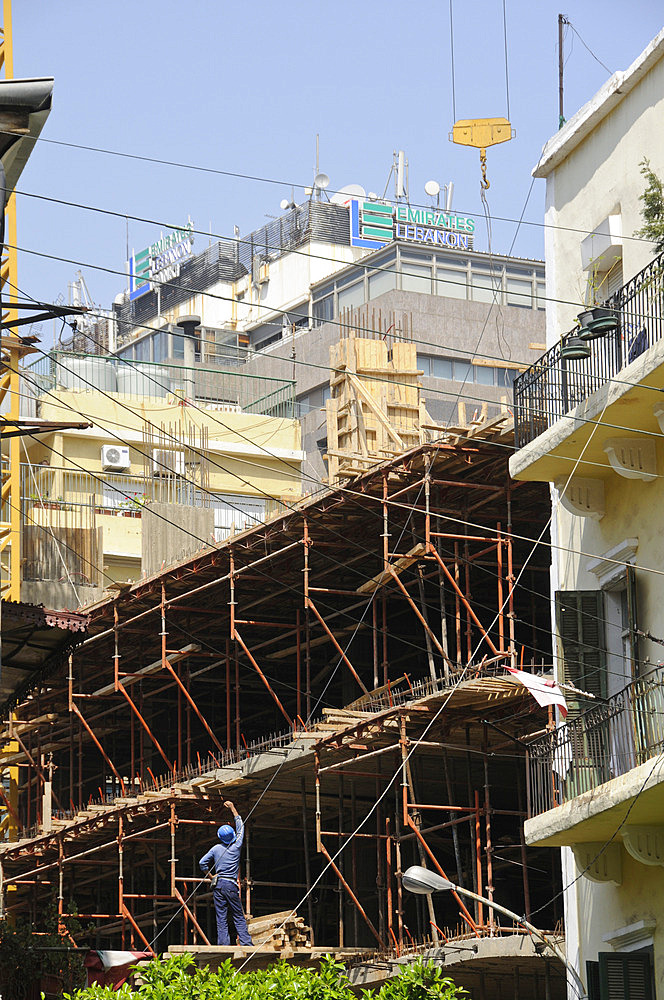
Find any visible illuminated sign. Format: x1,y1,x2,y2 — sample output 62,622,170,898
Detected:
349,200,474,251
129,220,195,300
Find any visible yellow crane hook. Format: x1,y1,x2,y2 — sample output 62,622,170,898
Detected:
450,118,515,190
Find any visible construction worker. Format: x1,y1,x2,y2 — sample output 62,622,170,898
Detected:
199,799,253,947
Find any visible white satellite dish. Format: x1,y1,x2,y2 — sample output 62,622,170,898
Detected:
424,179,440,198
314,172,330,190
330,183,366,206
280,198,290,211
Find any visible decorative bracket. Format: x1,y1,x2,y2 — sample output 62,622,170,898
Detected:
603,438,657,481
571,842,622,884
556,477,605,519
652,405,664,436
622,825,664,866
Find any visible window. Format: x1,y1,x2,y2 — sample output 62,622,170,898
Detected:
172,329,185,359
313,294,334,325
402,262,432,294
435,266,467,299
474,365,495,385
535,281,546,310
506,276,533,308
368,265,396,299
338,281,364,313
152,330,167,363
587,951,654,999
555,590,608,714
432,357,454,379
135,337,150,362
254,331,282,352
471,272,503,304
211,493,266,541
454,360,472,383
496,367,518,388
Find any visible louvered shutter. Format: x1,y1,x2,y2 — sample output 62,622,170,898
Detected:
606,260,624,299
626,564,639,678
587,961,600,1000
599,951,653,1000
555,590,607,715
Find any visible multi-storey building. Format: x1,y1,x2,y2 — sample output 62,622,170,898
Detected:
19,353,302,608
110,185,547,486
509,27,664,1000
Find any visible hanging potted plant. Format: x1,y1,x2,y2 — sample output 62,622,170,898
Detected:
577,305,618,339
576,261,619,339
560,325,590,361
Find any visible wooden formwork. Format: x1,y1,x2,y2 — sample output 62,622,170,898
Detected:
325,335,436,481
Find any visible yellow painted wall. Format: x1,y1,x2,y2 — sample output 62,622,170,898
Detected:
24,388,302,582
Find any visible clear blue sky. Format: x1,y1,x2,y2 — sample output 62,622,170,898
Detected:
9,2,664,322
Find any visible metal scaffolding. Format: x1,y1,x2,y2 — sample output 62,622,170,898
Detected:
0,435,563,996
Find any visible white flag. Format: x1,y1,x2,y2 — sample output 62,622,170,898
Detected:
506,667,568,718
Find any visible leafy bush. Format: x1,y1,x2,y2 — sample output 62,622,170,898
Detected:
636,158,664,255
63,954,466,1000
0,904,88,999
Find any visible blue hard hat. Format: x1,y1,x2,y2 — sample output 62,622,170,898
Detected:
218,824,235,845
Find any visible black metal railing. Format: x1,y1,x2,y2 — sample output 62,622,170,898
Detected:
526,665,664,818
514,253,664,448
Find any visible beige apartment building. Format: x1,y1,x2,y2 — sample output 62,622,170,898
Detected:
510,28,664,1000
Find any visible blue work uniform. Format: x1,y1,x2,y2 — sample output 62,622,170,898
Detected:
199,815,253,947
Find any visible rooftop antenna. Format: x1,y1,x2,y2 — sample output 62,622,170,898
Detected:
313,172,330,201
395,150,408,201
445,181,454,212
424,179,440,208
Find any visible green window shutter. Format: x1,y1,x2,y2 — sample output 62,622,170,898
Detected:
599,951,653,1000
555,590,607,715
586,960,600,1000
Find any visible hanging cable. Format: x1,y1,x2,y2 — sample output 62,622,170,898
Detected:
502,0,511,120
449,0,457,123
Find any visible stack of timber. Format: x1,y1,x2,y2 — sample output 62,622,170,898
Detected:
246,910,312,953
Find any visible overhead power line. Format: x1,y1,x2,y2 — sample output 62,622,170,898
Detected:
7,135,657,250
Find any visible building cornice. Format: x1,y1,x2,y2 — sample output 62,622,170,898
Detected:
533,28,664,179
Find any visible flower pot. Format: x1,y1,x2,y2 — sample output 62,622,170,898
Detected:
577,306,618,339
560,335,590,360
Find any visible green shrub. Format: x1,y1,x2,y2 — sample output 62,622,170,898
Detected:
64,954,467,1000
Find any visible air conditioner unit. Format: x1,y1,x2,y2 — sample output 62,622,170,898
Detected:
152,448,185,477
101,445,131,471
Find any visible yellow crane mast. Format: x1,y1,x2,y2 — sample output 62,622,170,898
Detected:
0,0,21,603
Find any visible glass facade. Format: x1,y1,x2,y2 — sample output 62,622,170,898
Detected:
311,243,544,325
418,354,521,387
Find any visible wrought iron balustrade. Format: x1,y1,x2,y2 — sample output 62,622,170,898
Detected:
526,665,664,818
514,252,664,448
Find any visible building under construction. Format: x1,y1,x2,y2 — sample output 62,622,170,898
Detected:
0,427,564,999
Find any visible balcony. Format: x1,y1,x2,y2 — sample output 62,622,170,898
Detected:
513,253,664,456
525,666,664,847
23,352,296,419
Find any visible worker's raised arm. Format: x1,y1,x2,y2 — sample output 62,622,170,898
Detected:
224,799,244,846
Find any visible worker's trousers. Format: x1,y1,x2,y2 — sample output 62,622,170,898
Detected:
213,879,253,946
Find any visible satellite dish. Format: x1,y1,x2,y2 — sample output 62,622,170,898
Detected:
330,183,367,206
280,199,290,210
424,180,440,198
368,191,378,201
314,172,330,190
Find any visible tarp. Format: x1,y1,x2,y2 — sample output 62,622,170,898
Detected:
84,950,151,989
506,667,568,718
